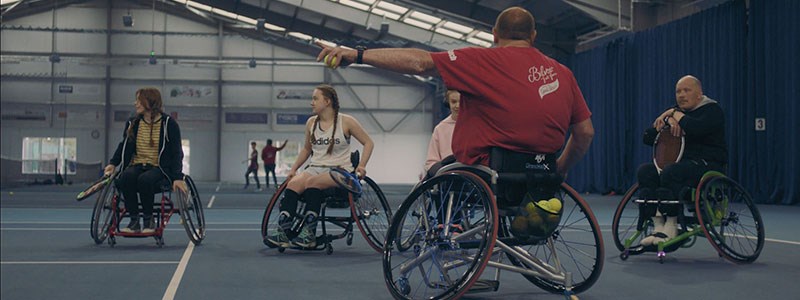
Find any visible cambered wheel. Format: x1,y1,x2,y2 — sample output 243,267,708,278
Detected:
90,181,117,244
350,176,392,253
611,184,650,255
695,174,764,264
383,171,497,300
177,176,206,245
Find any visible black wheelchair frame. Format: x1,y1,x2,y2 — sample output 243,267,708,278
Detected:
260,152,392,254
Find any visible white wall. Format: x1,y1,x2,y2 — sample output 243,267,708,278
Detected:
1,1,436,184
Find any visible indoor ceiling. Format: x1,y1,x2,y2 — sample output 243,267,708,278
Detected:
2,0,732,61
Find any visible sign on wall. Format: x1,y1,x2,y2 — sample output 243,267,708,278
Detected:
225,112,269,124
275,88,313,100
168,85,213,98
276,113,312,125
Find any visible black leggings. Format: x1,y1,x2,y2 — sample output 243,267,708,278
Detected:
117,165,168,220
637,160,722,216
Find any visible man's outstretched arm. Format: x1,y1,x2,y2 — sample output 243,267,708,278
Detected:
315,41,438,77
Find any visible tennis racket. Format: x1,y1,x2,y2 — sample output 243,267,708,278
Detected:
329,168,363,195
76,173,115,201
653,126,685,173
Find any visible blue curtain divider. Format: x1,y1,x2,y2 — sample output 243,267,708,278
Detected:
564,0,798,204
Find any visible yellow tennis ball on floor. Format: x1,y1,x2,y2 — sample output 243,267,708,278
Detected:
8,192,13,195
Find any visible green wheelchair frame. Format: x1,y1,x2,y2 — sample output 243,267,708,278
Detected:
612,171,765,264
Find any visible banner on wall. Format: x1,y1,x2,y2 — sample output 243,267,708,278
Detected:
168,85,213,98
275,88,313,100
56,108,102,121
1,108,47,121
276,113,312,125
225,112,269,124
57,84,101,96
168,110,214,124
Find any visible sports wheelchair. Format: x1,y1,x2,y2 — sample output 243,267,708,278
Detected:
382,149,604,300
90,174,206,247
261,152,392,254
612,171,765,264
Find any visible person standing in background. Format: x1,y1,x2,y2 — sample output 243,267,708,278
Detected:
262,139,288,189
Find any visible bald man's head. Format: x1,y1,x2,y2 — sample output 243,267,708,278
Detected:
494,7,536,41
675,75,704,111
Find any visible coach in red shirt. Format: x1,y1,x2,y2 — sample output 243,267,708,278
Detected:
317,6,593,176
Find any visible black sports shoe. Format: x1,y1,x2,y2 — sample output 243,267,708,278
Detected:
141,218,156,234
121,218,140,233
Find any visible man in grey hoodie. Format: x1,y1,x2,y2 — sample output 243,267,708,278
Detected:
637,75,727,245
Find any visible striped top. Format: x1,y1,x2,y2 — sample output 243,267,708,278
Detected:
131,117,162,166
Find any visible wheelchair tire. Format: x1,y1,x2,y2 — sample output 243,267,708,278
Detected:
612,184,650,254
177,176,206,245
383,170,497,300
262,182,294,247
695,174,765,264
261,181,288,246
507,183,604,294
350,176,392,253
90,182,117,244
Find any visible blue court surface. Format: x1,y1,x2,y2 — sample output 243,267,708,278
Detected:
2,182,799,300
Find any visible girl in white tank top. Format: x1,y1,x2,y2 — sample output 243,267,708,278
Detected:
306,114,352,171
265,85,374,249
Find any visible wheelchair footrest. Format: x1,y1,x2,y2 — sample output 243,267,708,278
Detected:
466,279,500,294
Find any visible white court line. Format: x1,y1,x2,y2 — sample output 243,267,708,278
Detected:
162,242,194,300
763,237,800,246
206,195,216,208
1,261,178,265
215,182,221,192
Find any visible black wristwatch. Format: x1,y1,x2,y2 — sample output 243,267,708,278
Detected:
356,46,366,64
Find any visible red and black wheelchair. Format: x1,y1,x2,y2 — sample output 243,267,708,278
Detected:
89,173,205,247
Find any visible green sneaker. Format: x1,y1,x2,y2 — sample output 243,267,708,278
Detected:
291,225,316,248
265,227,290,248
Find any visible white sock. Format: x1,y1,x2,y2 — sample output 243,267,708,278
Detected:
641,212,665,246
650,216,678,245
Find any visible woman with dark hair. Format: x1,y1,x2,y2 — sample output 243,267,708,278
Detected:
266,84,374,248
104,87,187,234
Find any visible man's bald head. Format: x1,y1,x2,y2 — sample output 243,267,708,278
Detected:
494,7,536,41
675,75,704,111
677,75,703,92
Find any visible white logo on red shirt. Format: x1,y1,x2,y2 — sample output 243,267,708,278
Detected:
528,65,559,98
539,80,560,98
528,65,557,83
448,50,457,61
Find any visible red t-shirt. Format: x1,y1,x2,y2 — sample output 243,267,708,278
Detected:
430,47,591,165
261,146,278,165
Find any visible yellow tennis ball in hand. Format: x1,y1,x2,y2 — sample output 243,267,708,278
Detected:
324,54,337,68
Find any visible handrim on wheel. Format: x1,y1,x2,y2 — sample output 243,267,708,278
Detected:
177,176,206,245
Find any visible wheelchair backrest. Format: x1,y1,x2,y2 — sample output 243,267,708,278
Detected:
436,148,563,207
